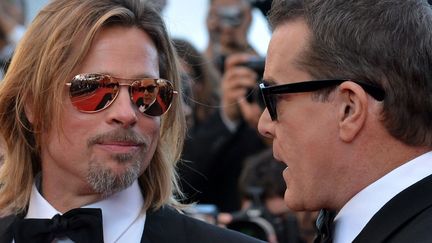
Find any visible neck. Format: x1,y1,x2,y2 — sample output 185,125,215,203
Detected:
332,137,430,211
40,174,103,213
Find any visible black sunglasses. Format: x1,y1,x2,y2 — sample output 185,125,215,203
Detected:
259,79,385,121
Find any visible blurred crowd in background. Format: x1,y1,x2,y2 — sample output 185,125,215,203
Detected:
0,0,317,242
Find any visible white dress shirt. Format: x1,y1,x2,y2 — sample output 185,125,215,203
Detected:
333,151,432,243
24,180,146,243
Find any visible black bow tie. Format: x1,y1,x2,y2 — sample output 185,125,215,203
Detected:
314,209,336,243
13,208,104,243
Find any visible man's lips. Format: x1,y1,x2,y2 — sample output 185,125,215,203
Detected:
274,154,289,177
95,141,143,153
273,153,286,165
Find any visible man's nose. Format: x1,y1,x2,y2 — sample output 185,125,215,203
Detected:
257,109,274,139
105,87,138,128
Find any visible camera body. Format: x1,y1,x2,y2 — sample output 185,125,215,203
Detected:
217,6,244,28
237,57,266,106
238,57,265,78
226,205,302,243
226,207,276,241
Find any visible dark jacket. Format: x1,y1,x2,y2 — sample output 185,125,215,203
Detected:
0,206,266,243
353,174,432,243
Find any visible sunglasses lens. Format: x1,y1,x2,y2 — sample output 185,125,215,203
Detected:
131,79,175,116
69,74,175,116
145,86,156,93
260,83,277,121
69,74,118,112
131,80,158,114
267,95,277,121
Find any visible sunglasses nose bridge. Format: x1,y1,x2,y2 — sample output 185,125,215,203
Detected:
104,84,139,125
112,83,136,107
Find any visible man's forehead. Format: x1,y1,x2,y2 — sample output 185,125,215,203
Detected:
269,20,310,57
211,0,248,7
264,20,312,84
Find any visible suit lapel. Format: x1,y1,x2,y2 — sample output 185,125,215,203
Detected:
0,214,20,243
353,174,432,242
141,206,186,243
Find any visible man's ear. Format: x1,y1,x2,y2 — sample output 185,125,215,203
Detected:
24,102,35,125
337,81,369,142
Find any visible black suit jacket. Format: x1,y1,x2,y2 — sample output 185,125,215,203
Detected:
0,206,265,243
353,173,432,243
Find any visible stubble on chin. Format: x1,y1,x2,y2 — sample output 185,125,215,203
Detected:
86,154,142,197
85,129,150,197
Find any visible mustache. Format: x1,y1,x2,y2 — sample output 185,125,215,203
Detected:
87,129,149,147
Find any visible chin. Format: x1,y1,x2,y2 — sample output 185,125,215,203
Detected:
106,160,134,172
87,158,142,195
284,190,306,211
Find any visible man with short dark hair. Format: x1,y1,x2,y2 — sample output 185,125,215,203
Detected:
258,0,432,242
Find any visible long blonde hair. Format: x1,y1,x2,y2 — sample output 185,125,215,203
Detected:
0,0,186,216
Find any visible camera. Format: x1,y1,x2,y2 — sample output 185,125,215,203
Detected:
238,57,265,78
226,207,276,241
217,6,245,28
237,57,266,107
227,186,303,243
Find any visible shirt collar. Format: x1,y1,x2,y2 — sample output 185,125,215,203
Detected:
26,180,145,243
333,151,432,243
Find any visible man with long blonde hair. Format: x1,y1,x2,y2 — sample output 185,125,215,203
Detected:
0,0,264,242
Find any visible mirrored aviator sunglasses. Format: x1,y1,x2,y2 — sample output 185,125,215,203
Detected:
65,73,177,116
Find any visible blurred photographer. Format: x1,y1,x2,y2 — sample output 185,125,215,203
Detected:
222,53,265,130
0,0,26,79
179,53,268,212
179,0,269,214
173,38,220,129
205,0,257,74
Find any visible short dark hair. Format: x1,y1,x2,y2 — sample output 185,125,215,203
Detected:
268,0,432,146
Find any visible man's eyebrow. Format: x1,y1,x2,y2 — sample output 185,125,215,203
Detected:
262,77,277,85
95,71,159,79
